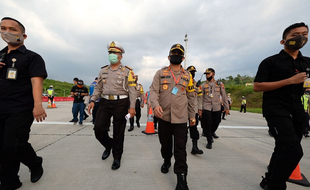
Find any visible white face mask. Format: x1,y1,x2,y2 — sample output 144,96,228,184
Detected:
0,31,24,45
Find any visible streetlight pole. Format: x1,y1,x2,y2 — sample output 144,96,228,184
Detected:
184,34,188,69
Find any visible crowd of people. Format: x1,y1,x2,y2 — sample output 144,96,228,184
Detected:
0,16,309,190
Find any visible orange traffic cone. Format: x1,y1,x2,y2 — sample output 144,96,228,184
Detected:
287,163,310,187
47,99,52,108
142,107,158,135
52,100,57,108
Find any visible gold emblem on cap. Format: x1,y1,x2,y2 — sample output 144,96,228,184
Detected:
110,41,115,47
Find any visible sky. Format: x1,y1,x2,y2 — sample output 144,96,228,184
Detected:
1,0,310,89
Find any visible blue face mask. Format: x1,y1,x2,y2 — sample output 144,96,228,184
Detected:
109,53,119,64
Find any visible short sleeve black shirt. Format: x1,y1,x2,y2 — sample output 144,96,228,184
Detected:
254,50,310,120
0,45,47,114
71,86,88,103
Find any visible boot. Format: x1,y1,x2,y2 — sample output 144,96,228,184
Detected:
191,140,203,154
175,173,189,190
128,126,134,132
136,121,140,128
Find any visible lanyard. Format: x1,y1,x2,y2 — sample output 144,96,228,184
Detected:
170,70,182,86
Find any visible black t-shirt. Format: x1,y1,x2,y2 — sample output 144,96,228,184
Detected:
254,50,310,120
0,45,47,114
71,86,88,103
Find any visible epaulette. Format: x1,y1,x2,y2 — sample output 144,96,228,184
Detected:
161,66,168,70
101,65,109,69
125,66,133,70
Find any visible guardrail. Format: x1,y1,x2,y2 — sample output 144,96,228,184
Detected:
42,97,74,102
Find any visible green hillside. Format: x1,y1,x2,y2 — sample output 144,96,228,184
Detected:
43,79,88,97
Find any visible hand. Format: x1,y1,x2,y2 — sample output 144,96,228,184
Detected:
0,62,5,70
225,109,230,115
141,104,144,108
189,118,195,127
74,92,78,96
198,110,202,118
290,72,307,84
88,102,94,115
128,108,135,118
33,105,47,122
154,106,163,118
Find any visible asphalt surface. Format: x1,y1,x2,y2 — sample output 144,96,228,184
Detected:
15,101,310,190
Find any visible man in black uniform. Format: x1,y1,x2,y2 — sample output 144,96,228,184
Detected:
254,22,309,190
186,66,203,155
71,80,88,125
0,17,47,190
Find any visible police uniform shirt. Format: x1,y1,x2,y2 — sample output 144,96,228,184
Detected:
0,45,47,114
135,83,144,106
199,80,229,112
193,78,203,113
150,66,195,123
90,64,137,108
254,50,310,120
71,85,89,103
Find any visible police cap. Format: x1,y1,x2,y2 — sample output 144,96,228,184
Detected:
170,44,185,55
204,68,215,74
107,41,125,54
187,66,197,72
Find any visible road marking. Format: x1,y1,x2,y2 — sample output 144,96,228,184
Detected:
33,122,268,129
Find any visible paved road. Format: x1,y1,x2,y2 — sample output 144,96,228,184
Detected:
17,102,310,190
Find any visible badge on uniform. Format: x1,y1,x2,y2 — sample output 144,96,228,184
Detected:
102,79,106,84
163,84,168,90
172,87,178,95
181,87,185,92
6,58,18,80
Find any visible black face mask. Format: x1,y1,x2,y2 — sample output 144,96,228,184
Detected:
285,35,308,50
190,72,195,78
169,55,183,65
305,91,310,95
207,75,213,81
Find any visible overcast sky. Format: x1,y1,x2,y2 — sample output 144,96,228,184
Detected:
1,0,310,89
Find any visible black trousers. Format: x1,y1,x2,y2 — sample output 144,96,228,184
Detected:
48,96,54,103
94,98,129,160
202,110,221,143
92,102,99,124
0,111,41,186
304,112,310,135
240,104,246,113
266,116,304,190
130,99,141,126
158,119,188,174
188,113,200,140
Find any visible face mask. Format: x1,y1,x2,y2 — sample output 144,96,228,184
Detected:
0,31,24,45
190,72,195,78
285,35,308,50
305,91,310,95
169,55,183,65
207,76,213,81
108,53,119,64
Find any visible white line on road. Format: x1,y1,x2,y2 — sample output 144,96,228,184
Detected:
33,122,268,129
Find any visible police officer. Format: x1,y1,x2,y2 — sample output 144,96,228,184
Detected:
88,41,136,170
240,96,246,113
198,68,229,149
150,44,195,190
128,75,144,131
46,85,54,103
301,86,310,137
186,65,203,155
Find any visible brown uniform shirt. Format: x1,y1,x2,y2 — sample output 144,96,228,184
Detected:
193,79,203,113
198,80,229,111
150,66,196,123
90,64,137,108
135,83,144,106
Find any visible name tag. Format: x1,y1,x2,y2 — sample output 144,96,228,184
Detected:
172,87,178,95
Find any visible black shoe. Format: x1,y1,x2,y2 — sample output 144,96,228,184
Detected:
83,115,89,120
128,126,134,132
136,122,140,128
212,133,219,139
191,140,203,155
111,160,121,170
154,125,157,130
260,176,268,189
161,161,171,174
176,173,189,190
222,118,226,120
305,134,310,138
101,149,111,160
69,119,75,122
30,157,44,183
206,142,212,149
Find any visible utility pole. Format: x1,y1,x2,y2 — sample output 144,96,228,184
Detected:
184,34,188,69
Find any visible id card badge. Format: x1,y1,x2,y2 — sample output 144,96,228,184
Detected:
6,67,18,80
172,87,178,95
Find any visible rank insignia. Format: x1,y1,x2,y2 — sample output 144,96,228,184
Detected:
117,80,122,84
163,73,169,76
183,82,186,86
205,84,209,87
163,84,168,90
163,79,168,83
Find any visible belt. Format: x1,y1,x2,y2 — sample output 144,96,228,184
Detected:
102,95,128,100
